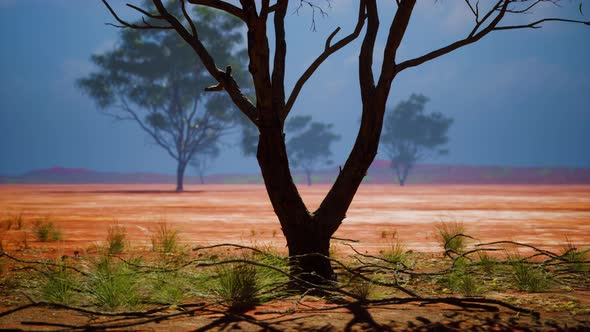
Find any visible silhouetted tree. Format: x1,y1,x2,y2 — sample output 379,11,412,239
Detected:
102,0,589,283
78,6,249,192
381,94,453,186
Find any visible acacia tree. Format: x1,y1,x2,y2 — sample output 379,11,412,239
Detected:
102,0,589,282
287,116,340,186
381,94,453,186
78,6,249,192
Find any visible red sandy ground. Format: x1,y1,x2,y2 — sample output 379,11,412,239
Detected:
1,184,588,254
1,184,589,331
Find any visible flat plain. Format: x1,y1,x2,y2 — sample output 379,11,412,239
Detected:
1,184,589,331
1,184,588,253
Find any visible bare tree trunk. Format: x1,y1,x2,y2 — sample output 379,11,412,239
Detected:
392,162,404,186
257,123,336,284
400,163,412,186
176,161,186,192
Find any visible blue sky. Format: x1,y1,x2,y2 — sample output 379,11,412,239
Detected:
1,1,589,176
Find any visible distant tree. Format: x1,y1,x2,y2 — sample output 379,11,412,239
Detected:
190,145,219,184
286,116,340,186
78,6,249,192
381,94,453,186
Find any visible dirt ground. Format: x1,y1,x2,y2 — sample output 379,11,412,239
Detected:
1,184,589,331
1,184,589,253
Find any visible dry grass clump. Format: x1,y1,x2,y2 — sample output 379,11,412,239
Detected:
436,221,466,252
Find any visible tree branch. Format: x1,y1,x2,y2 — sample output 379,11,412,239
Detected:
283,0,366,120
102,0,173,30
149,0,258,125
187,0,247,21
118,96,179,160
494,17,590,30
378,0,416,90
396,0,509,72
272,0,288,119
397,1,590,73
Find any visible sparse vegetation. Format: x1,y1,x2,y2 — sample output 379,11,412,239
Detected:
106,223,127,254
511,260,552,293
85,254,140,310
379,230,409,265
1,224,589,330
216,263,261,312
561,237,589,272
33,218,62,242
151,222,180,254
477,251,497,274
437,221,466,253
0,213,24,231
445,259,481,296
41,263,77,304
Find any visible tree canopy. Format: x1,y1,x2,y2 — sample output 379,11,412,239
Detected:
78,5,249,191
286,115,340,186
381,94,453,186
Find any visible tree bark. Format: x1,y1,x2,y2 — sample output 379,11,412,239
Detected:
256,122,336,284
176,161,187,192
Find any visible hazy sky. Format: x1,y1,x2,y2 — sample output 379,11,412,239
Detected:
1,1,589,176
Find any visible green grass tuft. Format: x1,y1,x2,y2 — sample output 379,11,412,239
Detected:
511,261,551,293
106,224,127,254
436,221,466,252
42,264,77,304
151,222,180,254
85,255,140,310
34,218,62,242
380,230,409,265
216,263,261,312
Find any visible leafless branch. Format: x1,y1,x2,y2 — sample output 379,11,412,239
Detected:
283,0,366,120
187,0,247,21
294,0,332,32
180,0,197,36
102,0,173,30
494,17,590,30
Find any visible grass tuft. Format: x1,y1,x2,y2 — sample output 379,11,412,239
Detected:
151,222,180,254
34,218,62,242
511,260,551,293
216,263,261,312
380,230,408,265
106,224,127,254
85,255,140,310
42,263,77,304
477,251,497,273
436,221,466,252
561,237,589,272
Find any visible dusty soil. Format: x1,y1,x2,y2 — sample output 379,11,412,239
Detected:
1,184,589,253
1,184,589,331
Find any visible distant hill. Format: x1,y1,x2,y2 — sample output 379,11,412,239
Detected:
1,163,590,185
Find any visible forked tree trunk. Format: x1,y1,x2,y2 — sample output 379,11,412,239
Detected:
257,123,337,284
